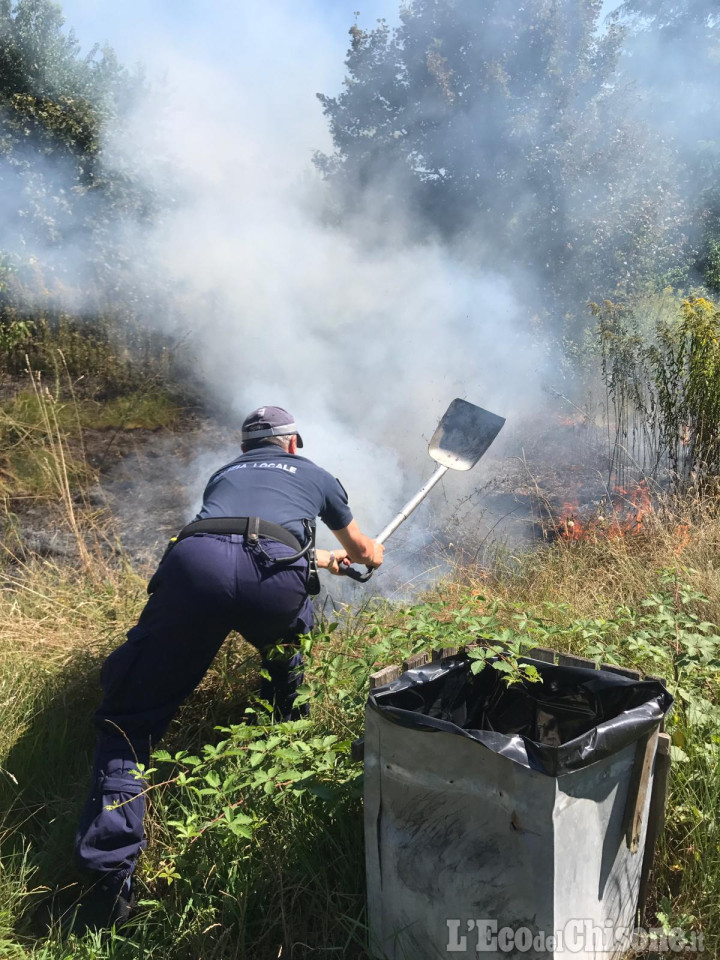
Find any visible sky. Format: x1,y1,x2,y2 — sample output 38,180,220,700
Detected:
61,0,396,80
60,0,622,58
58,0,623,162
59,0,399,165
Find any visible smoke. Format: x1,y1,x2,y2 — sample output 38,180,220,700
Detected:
14,0,710,574
0,148,101,309
613,8,720,147
15,0,672,569
76,0,545,545
1,0,714,583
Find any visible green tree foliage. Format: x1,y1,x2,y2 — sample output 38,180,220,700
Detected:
618,0,719,36
316,0,686,314
0,0,151,311
596,296,720,490
616,0,720,293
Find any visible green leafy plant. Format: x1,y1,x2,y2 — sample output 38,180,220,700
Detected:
0,318,33,354
595,295,720,491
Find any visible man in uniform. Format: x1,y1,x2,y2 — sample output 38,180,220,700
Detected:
69,405,384,930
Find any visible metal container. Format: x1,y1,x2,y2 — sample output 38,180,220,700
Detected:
364,660,672,960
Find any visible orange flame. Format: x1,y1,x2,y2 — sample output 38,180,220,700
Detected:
555,413,587,429
673,524,691,556
558,502,583,540
558,480,654,543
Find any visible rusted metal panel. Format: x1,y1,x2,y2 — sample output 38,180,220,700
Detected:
402,651,430,672
601,663,642,680
369,665,402,689
557,652,596,669
524,647,556,663
430,646,460,661
623,729,660,853
638,733,672,921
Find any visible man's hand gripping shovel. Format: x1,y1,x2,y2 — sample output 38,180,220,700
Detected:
342,398,506,583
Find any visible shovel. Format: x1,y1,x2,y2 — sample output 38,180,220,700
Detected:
343,398,506,582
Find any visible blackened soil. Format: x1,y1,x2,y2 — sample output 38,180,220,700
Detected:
2,386,620,577
1,374,245,567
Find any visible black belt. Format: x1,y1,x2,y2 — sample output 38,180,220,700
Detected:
163,516,320,596
174,517,302,552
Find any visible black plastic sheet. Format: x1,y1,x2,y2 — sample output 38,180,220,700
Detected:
368,657,673,776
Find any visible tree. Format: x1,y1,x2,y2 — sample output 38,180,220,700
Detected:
316,0,689,316
617,1,718,37
0,0,151,312
615,0,720,294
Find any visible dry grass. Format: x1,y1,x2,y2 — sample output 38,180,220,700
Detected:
0,375,179,510
445,495,720,624
0,558,143,655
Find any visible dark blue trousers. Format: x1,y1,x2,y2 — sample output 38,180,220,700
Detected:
75,533,314,880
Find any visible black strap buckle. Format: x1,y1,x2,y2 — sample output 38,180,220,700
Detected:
245,516,261,546
304,520,320,596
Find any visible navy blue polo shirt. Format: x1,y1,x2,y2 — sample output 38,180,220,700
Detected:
195,448,353,543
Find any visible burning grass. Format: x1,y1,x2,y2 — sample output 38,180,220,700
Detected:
494,492,720,625
555,479,654,541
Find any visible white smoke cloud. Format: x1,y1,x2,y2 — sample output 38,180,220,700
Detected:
4,0,713,577
0,0,550,578
87,1,543,542
615,14,720,148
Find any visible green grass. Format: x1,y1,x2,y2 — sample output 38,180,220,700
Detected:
1,311,179,400
0,336,717,956
0,520,718,958
1,313,187,509
0,374,181,515
0,560,371,959
1,389,180,433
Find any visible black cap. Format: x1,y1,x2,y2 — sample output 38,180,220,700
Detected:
241,406,303,448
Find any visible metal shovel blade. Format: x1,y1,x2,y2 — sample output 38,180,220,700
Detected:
429,398,506,471
343,397,506,582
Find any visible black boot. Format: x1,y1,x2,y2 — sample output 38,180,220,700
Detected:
75,873,135,933
36,873,135,937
